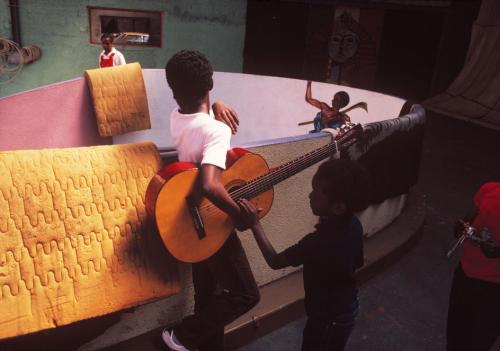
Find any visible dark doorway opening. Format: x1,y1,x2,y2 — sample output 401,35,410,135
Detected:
243,1,335,81
374,10,444,100
243,1,309,79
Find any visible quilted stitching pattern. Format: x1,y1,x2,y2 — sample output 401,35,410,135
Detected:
0,142,179,339
85,63,151,136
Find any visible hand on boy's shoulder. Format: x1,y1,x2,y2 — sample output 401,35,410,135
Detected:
212,100,239,134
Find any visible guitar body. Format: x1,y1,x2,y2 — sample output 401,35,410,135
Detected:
146,149,273,263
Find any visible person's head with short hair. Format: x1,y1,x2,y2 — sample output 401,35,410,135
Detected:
309,159,372,217
331,91,350,110
101,33,114,54
165,50,214,112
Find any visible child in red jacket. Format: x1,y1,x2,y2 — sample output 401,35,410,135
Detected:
99,33,126,68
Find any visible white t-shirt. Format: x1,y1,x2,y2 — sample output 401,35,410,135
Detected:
170,108,231,170
99,47,126,67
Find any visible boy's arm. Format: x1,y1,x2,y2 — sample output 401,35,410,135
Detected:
201,164,246,229
212,100,239,134
238,199,290,269
305,81,323,110
114,50,126,66
251,222,290,269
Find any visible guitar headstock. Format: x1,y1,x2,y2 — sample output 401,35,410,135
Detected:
335,122,363,143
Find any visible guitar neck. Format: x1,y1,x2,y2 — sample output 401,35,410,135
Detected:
229,128,359,201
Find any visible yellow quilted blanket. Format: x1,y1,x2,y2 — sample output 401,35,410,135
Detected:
0,142,179,339
85,62,151,136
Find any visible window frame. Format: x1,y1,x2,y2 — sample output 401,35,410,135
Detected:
87,6,163,48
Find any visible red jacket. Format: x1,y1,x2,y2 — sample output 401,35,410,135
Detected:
461,182,500,282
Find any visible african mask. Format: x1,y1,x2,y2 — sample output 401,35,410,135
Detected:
329,29,359,63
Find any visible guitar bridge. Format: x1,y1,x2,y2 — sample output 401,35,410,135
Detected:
186,195,206,240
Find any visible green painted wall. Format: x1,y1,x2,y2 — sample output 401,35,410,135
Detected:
0,0,11,38
0,0,247,97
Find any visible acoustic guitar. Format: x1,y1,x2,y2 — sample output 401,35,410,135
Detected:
146,123,363,263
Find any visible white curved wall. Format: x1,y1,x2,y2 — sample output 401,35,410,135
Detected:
114,71,407,148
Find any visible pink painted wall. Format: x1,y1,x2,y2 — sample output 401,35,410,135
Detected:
0,78,110,151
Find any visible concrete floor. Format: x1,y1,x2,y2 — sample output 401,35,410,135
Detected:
237,112,500,351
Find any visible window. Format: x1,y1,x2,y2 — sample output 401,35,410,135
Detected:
88,6,162,47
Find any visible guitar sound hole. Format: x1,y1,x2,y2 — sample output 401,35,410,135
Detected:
227,182,246,200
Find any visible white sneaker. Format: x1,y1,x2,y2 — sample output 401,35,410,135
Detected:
161,328,190,351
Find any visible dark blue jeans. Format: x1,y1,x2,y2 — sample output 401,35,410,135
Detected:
174,233,260,351
446,264,500,351
302,302,358,351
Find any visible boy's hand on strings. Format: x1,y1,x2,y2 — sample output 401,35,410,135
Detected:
237,198,262,229
212,100,239,134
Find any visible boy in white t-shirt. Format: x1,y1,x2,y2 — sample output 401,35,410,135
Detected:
99,33,126,68
161,50,260,351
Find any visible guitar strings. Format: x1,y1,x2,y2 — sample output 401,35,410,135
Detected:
229,141,338,198
199,141,338,214
194,126,358,212
197,141,339,215
206,142,336,209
